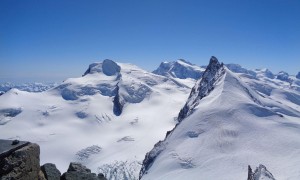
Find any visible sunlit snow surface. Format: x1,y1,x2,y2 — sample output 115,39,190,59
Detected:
141,65,300,180
0,61,192,179
0,60,299,180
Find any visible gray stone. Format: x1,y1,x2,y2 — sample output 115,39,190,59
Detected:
0,142,40,180
97,173,107,180
61,171,99,180
61,162,107,180
248,164,276,180
41,163,61,180
0,140,29,159
67,162,91,173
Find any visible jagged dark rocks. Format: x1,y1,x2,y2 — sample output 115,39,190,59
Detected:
41,163,61,180
61,162,106,180
0,139,107,180
247,164,276,180
178,56,225,122
0,140,41,180
113,85,124,116
139,140,166,179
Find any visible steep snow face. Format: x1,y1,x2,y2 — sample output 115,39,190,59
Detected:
0,60,192,179
140,58,300,180
153,59,205,80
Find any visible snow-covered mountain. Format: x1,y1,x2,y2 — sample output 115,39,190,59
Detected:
153,59,205,80
1,57,299,180
0,82,58,94
0,59,192,179
140,57,300,180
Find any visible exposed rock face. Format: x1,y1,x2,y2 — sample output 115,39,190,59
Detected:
41,163,61,180
178,56,225,122
248,164,276,180
61,162,107,180
113,85,124,116
0,139,107,180
0,140,40,180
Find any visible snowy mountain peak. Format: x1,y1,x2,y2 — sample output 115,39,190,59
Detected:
140,56,300,180
83,59,121,76
297,72,300,79
209,55,219,64
153,59,205,80
276,71,290,82
255,68,274,79
177,56,225,122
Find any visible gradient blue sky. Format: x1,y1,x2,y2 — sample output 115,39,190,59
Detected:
0,0,299,83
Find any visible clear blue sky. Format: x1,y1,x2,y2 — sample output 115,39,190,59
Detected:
0,0,299,83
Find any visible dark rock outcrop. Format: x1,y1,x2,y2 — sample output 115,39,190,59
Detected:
61,162,106,180
247,164,276,180
0,140,41,180
41,163,61,180
0,139,107,180
178,56,225,122
113,85,124,116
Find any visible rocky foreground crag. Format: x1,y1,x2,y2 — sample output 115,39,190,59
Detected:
0,139,107,180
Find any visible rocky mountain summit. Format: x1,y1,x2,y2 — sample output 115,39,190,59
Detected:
139,57,299,180
247,164,276,180
0,139,107,180
178,56,225,122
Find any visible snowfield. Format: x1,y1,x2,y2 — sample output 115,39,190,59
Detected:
0,58,299,180
0,60,194,179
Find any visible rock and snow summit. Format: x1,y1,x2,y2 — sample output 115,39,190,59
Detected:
140,57,300,180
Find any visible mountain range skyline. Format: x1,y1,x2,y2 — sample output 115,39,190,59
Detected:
0,58,299,84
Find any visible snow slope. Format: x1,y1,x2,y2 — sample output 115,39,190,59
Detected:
0,59,192,179
140,57,300,180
